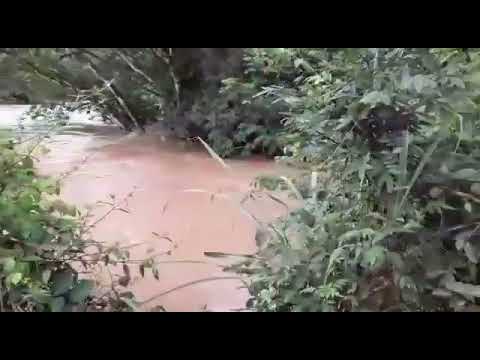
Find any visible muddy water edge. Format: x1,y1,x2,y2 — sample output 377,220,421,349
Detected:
1,106,299,312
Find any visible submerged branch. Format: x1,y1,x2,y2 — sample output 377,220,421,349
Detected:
139,276,244,306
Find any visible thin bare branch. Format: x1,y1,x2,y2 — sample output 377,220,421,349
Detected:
0,283,4,313
139,276,244,306
150,48,181,109
116,50,156,85
86,62,143,131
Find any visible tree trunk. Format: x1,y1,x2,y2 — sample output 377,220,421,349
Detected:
171,48,244,110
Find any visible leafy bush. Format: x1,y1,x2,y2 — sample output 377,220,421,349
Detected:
228,48,480,312
0,136,82,311
172,81,285,157
0,132,158,312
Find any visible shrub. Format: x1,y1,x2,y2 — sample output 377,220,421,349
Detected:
228,48,480,312
0,131,157,312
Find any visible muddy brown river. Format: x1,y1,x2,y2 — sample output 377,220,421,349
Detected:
1,106,297,312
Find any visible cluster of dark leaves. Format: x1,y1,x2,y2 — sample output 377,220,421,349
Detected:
171,83,286,157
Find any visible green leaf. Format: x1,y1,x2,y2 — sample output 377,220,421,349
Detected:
42,269,52,284
36,178,59,194
325,247,345,281
121,297,139,312
465,202,473,213
396,137,441,215
296,209,316,227
203,252,233,258
23,223,46,243
2,257,16,273
362,246,386,268
432,288,452,299
358,153,371,186
450,77,465,89
51,271,73,296
450,96,477,114
69,279,94,304
413,75,437,93
19,156,34,170
453,168,480,181
152,266,160,281
471,183,480,195
22,255,42,262
0,247,23,258
387,252,405,271
399,275,417,290
293,58,314,73
31,290,52,304
422,54,440,72
445,280,480,298
377,173,394,194
339,228,376,242
52,199,77,216
464,242,480,264
360,91,391,106
399,66,412,90
6,272,23,286
49,297,66,312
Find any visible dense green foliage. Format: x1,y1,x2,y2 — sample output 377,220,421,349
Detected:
0,132,160,312
0,135,89,311
224,48,480,312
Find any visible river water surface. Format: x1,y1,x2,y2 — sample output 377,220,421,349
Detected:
1,106,296,312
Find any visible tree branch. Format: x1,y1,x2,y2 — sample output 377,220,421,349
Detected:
139,276,244,306
87,62,143,131
150,48,181,110
116,49,156,85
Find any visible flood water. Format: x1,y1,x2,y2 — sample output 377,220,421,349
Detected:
1,106,297,312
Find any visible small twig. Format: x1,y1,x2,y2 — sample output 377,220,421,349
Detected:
465,223,480,244
23,60,74,89
230,308,250,312
314,130,341,145
86,204,125,231
74,48,105,61
139,276,244,306
59,153,95,182
451,190,480,205
72,242,145,258
107,267,121,302
195,136,231,170
82,190,137,236
70,257,225,268
0,282,4,312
